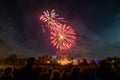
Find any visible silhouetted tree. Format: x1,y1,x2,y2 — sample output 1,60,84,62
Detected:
5,53,17,64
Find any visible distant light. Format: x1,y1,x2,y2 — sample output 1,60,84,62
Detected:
111,59,115,63
52,55,57,59
94,60,99,65
46,60,50,64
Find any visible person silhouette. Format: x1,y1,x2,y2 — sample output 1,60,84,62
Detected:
1,67,14,80
14,57,39,80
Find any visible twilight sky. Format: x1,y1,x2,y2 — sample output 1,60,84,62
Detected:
0,0,120,58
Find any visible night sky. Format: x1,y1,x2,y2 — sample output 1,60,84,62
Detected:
0,0,120,58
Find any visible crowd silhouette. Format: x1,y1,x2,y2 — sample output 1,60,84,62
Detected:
0,57,120,80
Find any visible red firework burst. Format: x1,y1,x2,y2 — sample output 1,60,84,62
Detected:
50,24,76,51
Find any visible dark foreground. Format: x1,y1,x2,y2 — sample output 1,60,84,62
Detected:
0,57,120,80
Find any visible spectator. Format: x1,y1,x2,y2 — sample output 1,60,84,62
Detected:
14,57,39,80
97,61,119,80
51,70,61,80
1,67,14,80
62,69,71,80
71,67,81,80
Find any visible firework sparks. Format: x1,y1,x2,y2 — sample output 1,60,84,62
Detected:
40,9,65,30
40,9,77,51
50,24,76,51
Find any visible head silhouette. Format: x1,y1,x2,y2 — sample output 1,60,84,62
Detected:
26,57,35,67
4,67,13,75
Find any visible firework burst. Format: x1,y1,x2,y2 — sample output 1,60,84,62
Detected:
40,9,77,51
40,9,65,30
50,24,76,51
